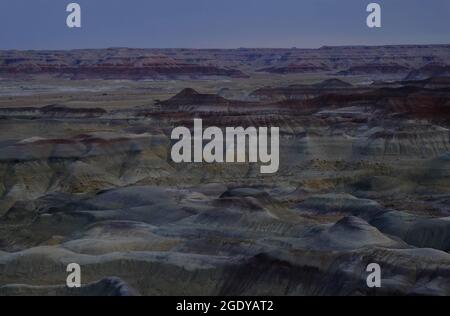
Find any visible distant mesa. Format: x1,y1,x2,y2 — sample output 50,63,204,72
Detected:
158,88,230,107
1,46,450,80
0,51,247,80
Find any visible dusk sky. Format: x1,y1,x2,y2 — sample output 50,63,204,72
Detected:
0,0,449,49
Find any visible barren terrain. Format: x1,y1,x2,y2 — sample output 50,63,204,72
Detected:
1,45,450,295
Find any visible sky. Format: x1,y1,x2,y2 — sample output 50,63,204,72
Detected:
0,0,449,50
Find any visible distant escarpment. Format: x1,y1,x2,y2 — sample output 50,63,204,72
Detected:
0,52,246,80
158,88,230,107
1,45,450,80
154,88,259,113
